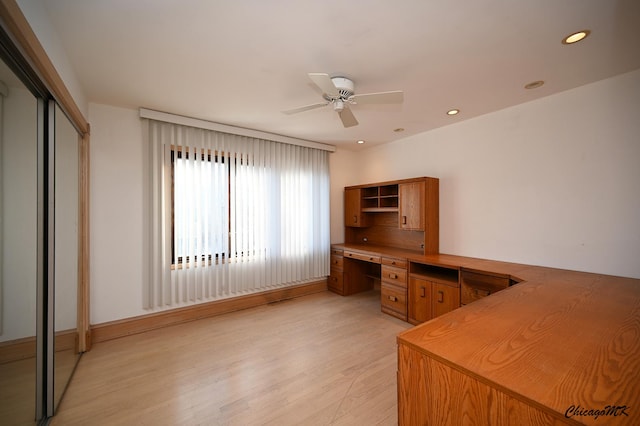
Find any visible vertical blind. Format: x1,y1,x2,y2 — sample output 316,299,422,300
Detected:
144,119,330,309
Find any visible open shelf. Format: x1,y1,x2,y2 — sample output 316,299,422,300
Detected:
409,262,459,285
361,184,399,210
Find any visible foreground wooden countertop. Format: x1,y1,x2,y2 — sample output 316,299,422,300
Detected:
334,244,640,424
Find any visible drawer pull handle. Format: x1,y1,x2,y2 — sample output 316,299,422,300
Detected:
391,261,396,265
420,286,426,298
369,257,374,261
390,273,397,279
402,215,407,225
354,215,357,224
437,290,444,303
388,295,398,302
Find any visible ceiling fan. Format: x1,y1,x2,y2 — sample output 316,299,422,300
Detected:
283,73,403,128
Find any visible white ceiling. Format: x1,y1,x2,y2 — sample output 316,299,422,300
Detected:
41,0,640,149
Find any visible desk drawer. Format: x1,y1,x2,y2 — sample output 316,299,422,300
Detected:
331,255,343,269
381,283,407,320
331,247,344,256
344,250,381,264
329,266,344,294
381,265,407,287
381,256,408,269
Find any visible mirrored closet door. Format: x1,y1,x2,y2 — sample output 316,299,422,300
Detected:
0,33,84,424
53,104,81,412
0,51,39,425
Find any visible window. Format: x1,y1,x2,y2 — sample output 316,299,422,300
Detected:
145,120,330,308
171,148,229,267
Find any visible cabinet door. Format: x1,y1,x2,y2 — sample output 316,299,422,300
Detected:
344,188,365,227
408,277,431,324
432,282,460,318
399,182,425,230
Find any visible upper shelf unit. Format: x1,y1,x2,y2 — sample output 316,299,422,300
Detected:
362,184,399,212
344,176,440,254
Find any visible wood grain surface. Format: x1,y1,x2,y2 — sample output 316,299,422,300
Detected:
397,253,640,425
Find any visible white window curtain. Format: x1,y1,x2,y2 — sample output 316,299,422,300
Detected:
144,119,330,309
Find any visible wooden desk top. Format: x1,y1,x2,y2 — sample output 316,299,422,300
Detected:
334,244,640,424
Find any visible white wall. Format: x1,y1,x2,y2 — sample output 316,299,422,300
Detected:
328,148,360,244
331,69,640,279
17,0,88,117
89,104,146,324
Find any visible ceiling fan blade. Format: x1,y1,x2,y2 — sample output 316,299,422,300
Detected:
282,102,329,115
350,90,404,104
308,73,339,97
338,106,359,128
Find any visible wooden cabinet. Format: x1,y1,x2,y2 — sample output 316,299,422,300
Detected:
344,188,366,227
343,177,439,254
460,269,511,305
338,177,440,320
399,181,425,230
408,262,460,325
380,257,408,321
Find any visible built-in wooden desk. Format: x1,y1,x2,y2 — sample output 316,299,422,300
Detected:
396,253,640,425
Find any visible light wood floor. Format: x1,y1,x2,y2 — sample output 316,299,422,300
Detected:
51,290,411,425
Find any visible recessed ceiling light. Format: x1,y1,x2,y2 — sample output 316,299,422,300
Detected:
446,109,460,116
562,30,591,45
393,128,405,133
524,80,544,90
357,140,365,144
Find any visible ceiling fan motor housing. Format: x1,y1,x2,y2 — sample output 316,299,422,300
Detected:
331,77,354,99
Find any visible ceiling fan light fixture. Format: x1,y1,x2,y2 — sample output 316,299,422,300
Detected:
333,100,345,112
562,30,591,45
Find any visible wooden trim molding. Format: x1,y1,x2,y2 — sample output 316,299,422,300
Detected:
78,131,90,351
0,336,35,364
91,280,328,344
0,330,78,364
